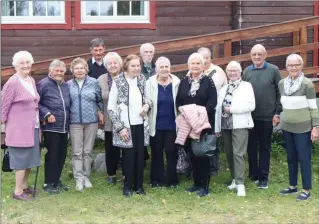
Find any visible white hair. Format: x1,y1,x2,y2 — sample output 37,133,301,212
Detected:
103,52,123,68
187,53,204,65
251,44,266,54
197,47,211,56
286,53,304,67
12,51,34,67
140,43,155,54
155,56,171,67
226,61,242,72
49,59,66,72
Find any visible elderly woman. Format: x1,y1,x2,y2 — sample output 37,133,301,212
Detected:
98,52,122,184
1,51,40,201
146,56,180,188
108,54,151,197
68,57,104,192
36,59,70,195
279,54,319,201
176,53,217,197
215,61,255,197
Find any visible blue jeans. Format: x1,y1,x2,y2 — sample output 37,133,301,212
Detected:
283,131,312,190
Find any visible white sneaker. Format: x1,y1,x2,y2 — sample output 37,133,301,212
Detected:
84,178,93,188
237,184,246,197
227,179,237,190
75,181,84,192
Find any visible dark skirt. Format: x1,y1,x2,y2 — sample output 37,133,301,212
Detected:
8,128,41,170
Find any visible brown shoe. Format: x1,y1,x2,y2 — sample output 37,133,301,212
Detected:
12,192,32,201
23,186,38,195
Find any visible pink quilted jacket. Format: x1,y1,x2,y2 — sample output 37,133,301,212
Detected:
175,104,211,145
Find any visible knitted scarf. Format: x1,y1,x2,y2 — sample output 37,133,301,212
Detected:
222,79,242,117
284,73,304,96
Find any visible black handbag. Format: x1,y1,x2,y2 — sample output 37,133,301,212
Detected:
2,149,13,172
176,147,190,174
191,133,217,157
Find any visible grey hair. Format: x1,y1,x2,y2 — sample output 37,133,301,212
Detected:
286,54,304,67
12,51,34,67
187,53,204,65
103,52,123,68
155,56,171,67
140,43,155,54
226,61,242,72
90,38,105,48
197,47,211,56
49,59,66,72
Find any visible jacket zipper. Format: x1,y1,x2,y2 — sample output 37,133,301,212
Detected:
75,79,85,123
57,84,67,133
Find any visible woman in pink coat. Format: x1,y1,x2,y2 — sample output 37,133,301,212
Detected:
1,51,41,201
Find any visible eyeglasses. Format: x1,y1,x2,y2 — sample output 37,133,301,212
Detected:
287,64,302,68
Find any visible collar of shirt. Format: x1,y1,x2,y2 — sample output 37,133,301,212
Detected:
92,57,103,66
250,61,268,70
204,63,215,75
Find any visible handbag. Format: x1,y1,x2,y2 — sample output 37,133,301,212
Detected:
191,133,217,157
2,149,13,172
176,147,189,174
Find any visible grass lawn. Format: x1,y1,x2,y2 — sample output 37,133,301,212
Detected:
1,139,319,224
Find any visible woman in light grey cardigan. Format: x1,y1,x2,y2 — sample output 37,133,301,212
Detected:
98,52,122,184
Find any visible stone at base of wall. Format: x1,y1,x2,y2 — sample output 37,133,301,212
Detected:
93,153,106,173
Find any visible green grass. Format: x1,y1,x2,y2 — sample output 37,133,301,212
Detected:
1,140,319,224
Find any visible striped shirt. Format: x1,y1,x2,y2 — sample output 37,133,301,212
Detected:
279,77,319,133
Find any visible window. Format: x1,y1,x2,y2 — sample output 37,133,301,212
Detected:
74,1,156,29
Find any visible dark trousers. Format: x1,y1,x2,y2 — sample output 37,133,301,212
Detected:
283,131,312,190
209,138,220,174
150,130,178,186
43,131,68,184
247,120,273,181
105,131,120,176
122,125,145,190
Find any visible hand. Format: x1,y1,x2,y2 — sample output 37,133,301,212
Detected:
98,111,104,125
311,127,319,143
224,107,231,113
120,128,130,142
47,115,56,123
140,104,149,117
272,115,280,127
216,132,221,137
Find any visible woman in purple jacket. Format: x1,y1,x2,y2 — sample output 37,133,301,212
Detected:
36,59,70,195
1,51,41,201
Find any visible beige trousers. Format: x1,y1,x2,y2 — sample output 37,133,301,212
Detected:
70,123,98,182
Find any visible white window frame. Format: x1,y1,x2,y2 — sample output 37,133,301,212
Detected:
80,1,150,24
2,1,66,24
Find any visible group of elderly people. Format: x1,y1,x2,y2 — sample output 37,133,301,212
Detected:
2,37,318,201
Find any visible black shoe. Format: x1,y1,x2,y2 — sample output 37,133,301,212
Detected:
56,181,70,191
297,191,311,201
258,180,268,189
123,189,133,197
197,188,209,197
107,176,117,184
43,183,59,195
280,187,298,195
151,182,162,188
136,188,146,195
167,184,178,189
185,185,201,193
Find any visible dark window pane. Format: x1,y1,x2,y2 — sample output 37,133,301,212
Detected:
132,1,143,16
16,0,29,16
2,1,15,16
100,1,113,16
117,1,129,16
33,1,46,16
85,1,99,16
47,1,61,16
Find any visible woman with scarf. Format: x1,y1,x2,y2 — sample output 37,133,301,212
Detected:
278,54,319,201
98,52,123,184
215,61,255,197
176,53,217,197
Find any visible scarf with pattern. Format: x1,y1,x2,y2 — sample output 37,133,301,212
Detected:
222,79,242,117
188,73,205,97
284,72,304,96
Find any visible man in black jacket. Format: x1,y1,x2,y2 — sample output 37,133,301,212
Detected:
140,43,156,80
87,38,107,79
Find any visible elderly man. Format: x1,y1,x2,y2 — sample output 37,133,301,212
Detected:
87,38,107,79
140,43,156,80
198,47,227,176
242,44,282,189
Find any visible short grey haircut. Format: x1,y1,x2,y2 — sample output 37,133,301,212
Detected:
286,53,304,67
90,38,105,48
197,47,211,56
12,51,34,67
140,43,155,54
187,53,205,65
226,61,242,73
49,59,66,72
155,56,171,67
103,52,123,68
